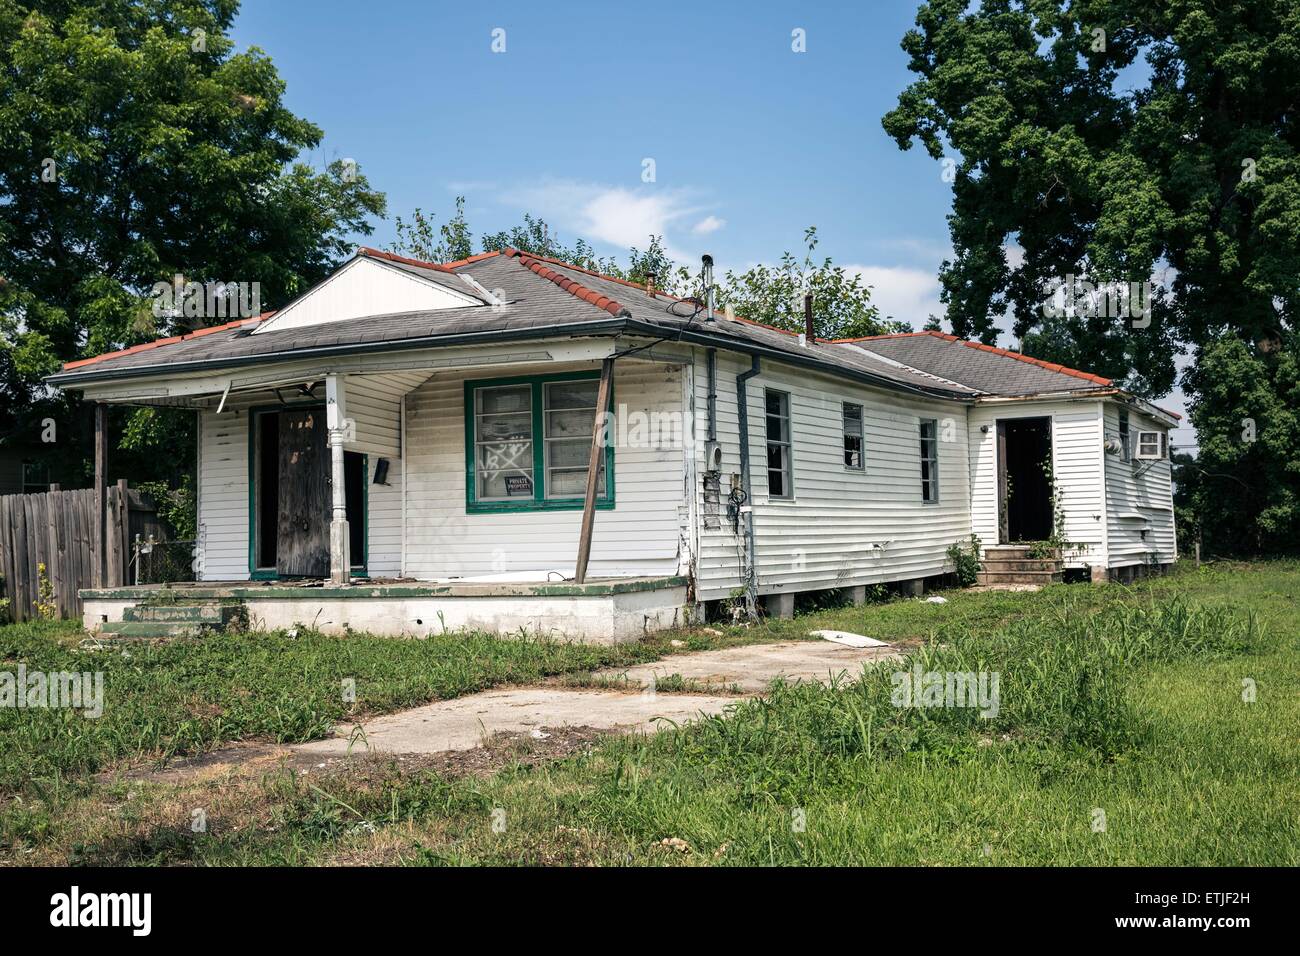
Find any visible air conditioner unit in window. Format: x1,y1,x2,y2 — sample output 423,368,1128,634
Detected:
1134,431,1165,460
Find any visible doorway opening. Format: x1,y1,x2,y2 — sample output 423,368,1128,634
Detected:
997,417,1054,543
251,405,367,578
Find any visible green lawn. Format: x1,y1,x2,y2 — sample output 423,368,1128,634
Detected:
1,561,1297,866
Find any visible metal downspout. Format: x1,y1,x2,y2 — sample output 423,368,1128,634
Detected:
736,354,761,619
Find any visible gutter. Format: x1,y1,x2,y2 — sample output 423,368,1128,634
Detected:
46,316,976,404
736,355,762,620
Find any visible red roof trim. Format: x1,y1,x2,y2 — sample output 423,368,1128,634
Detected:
506,250,806,339
356,246,460,274
507,250,629,317
61,313,273,372
441,250,502,269
834,328,1112,386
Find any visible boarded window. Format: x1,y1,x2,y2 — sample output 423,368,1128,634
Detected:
842,402,864,470
544,380,606,499
474,384,534,501
766,389,793,499
919,418,939,503
465,373,613,512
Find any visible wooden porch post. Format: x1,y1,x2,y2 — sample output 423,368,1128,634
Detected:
325,374,351,585
574,358,614,584
92,402,108,587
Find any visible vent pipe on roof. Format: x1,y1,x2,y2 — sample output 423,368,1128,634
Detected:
702,254,715,322
804,293,815,344
646,272,656,297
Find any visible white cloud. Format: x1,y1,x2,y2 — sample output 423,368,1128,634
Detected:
500,179,712,262
844,264,945,328
692,215,726,236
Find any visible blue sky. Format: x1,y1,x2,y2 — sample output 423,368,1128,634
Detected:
231,0,1194,440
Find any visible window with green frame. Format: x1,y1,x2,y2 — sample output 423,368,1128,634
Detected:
464,371,615,513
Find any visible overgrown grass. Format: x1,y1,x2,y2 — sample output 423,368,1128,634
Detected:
2,561,1298,865
0,621,760,795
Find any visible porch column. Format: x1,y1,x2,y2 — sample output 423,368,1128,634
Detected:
574,357,615,584
325,374,350,585
92,402,108,587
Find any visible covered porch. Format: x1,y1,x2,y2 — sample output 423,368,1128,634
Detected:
74,335,695,640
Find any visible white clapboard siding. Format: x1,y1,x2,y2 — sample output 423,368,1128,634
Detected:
693,350,972,601
402,359,684,580
253,257,479,335
196,389,407,581
197,398,253,580
367,455,402,576
1102,403,1177,567
968,399,1107,567
342,371,427,459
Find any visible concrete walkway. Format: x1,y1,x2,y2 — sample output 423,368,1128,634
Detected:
594,640,899,693
294,639,899,757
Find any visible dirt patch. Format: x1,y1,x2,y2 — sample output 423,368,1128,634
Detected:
300,725,617,783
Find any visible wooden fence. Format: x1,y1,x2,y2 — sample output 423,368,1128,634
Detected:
0,481,161,622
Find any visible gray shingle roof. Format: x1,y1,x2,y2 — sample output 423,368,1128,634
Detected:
47,251,1111,403
841,332,1113,397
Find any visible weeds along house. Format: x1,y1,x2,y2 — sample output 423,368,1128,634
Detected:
47,248,1178,641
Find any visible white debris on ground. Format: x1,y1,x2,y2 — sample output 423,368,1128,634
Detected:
808,630,891,648
924,595,949,604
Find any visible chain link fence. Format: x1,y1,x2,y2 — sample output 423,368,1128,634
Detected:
130,536,199,585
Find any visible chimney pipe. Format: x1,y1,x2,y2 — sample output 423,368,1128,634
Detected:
804,292,814,343
702,254,715,321
646,272,656,297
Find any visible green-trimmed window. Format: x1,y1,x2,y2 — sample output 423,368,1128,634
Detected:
465,371,614,513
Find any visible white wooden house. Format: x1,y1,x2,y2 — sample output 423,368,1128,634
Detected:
49,247,1178,641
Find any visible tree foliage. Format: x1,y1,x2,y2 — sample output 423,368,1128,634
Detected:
0,0,385,483
884,0,1298,385
885,0,1300,552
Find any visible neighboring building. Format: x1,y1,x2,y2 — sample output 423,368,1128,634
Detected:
47,247,1178,640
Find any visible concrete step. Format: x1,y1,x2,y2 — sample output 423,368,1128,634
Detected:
981,558,1065,573
977,570,1063,586
99,620,205,640
984,545,1061,560
123,603,233,624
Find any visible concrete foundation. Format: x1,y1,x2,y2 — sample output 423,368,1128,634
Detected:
764,592,795,620
80,577,689,645
846,585,868,606
899,578,925,597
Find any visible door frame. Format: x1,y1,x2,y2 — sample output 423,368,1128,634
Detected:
247,403,368,580
996,415,1054,545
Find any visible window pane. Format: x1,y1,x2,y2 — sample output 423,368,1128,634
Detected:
479,385,530,416
545,408,592,438
546,380,598,410
843,403,863,469
543,379,605,500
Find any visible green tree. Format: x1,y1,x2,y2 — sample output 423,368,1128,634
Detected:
883,0,1297,389
1179,334,1300,554
714,227,908,340
392,196,472,264
0,0,385,485
884,0,1300,552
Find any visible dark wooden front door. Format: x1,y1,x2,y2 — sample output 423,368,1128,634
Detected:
276,408,329,576
997,417,1054,543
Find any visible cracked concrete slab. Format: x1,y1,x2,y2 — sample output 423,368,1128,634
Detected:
292,639,901,759
294,687,739,756
593,640,900,694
